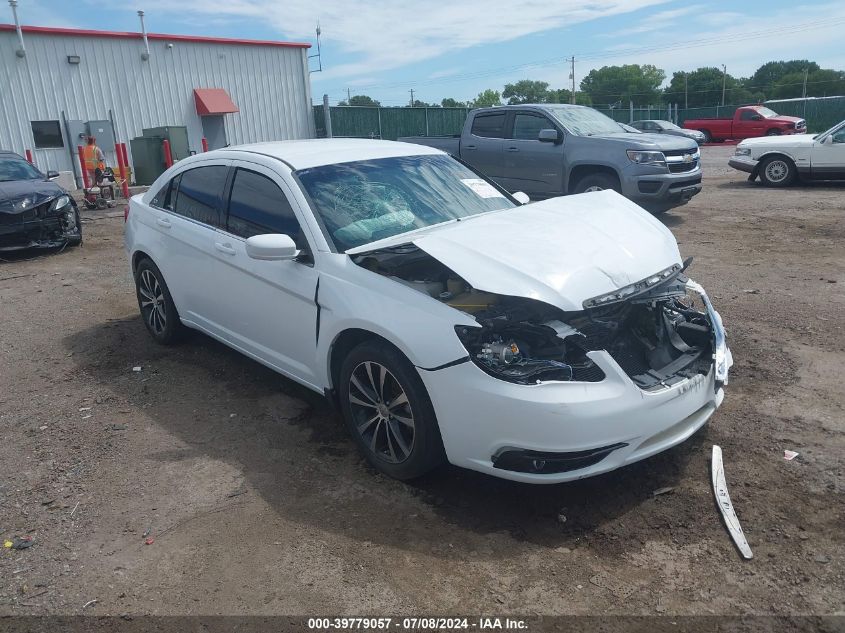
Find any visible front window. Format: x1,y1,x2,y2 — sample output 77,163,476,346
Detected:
544,106,623,136
659,121,682,130
0,157,43,182
753,107,779,118
296,154,515,252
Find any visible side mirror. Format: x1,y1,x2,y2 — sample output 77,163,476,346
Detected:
822,135,834,145
751,115,763,121
46,170,60,180
245,234,299,261
512,191,530,205
538,129,560,143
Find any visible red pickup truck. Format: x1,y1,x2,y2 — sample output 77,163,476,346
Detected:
683,106,806,143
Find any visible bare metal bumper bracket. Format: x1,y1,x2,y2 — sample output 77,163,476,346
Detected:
711,444,753,560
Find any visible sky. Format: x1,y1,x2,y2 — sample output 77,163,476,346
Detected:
6,0,845,106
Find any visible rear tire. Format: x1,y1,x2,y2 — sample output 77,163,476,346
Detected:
339,341,444,481
573,172,620,194
134,258,185,345
698,129,712,144
758,155,796,187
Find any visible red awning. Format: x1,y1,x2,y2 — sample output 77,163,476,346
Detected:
193,88,239,116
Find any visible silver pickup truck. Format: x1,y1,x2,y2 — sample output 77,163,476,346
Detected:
400,104,702,212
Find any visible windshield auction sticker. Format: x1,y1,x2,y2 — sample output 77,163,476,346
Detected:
460,178,505,199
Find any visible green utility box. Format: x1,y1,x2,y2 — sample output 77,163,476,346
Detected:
129,136,165,186
142,126,190,161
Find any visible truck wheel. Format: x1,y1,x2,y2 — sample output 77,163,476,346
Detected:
698,130,712,144
574,172,620,194
766,129,782,136
759,156,796,187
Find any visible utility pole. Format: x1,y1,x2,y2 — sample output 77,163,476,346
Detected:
570,57,576,104
684,72,688,110
801,67,809,99
721,64,727,107
347,87,351,103
409,89,415,107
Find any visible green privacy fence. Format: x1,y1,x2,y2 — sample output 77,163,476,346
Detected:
314,97,844,140
314,106,471,140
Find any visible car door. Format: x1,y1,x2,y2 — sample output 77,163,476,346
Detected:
462,111,506,183
146,162,230,331
812,125,845,179
738,110,766,138
500,111,564,196
209,162,320,387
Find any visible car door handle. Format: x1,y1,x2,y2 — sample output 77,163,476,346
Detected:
156,217,171,228
506,147,519,152
214,242,236,256
464,144,477,150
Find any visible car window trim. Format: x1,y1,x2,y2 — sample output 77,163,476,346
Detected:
509,111,557,141
221,162,316,265
471,111,508,139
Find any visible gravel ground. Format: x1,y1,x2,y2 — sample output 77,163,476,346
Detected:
1,146,843,618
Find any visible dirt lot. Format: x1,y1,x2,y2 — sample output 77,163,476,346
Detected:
1,145,843,618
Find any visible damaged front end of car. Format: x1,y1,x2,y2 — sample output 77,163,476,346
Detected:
0,194,82,252
353,244,730,392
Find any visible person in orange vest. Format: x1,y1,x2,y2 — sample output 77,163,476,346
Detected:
82,136,106,187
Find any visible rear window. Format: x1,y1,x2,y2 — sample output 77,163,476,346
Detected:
471,113,506,139
171,165,227,227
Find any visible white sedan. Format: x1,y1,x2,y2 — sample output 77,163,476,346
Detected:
729,119,845,186
124,139,731,483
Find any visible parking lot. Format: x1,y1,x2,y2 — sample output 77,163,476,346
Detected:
1,144,843,617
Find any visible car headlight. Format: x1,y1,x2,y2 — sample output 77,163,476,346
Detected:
626,150,666,167
734,147,751,156
50,194,71,211
582,263,681,309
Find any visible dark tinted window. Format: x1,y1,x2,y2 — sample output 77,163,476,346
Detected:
511,113,552,140
172,166,227,226
740,110,756,121
227,169,303,246
31,121,63,148
151,174,180,211
470,113,506,138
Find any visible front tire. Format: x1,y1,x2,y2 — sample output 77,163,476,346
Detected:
573,172,620,194
698,129,712,144
134,258,185,345
759,155,796,187
339,341,444,480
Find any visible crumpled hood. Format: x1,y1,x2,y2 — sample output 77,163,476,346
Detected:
412,190,682,312
0,179,64,214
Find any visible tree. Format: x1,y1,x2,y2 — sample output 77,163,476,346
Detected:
580,64,665,106
407,100,437,107
663,68,754,107
471,89,501,107
502,79,551,104
338,94,380,106
547,88,592,105
747,60,821,97
770,69,845,99
441,97,467,108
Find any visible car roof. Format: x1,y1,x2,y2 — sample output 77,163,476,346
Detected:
0,150,25,159
223,138,445,170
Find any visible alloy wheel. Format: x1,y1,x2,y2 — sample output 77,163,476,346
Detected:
583,185,604,193
138,269,167,335
764,160,789,183
348,361,415,464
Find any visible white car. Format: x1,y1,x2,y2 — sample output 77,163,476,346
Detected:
729,119,845,186
124,139,731,484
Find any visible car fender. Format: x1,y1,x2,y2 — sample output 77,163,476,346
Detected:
315,256,478,388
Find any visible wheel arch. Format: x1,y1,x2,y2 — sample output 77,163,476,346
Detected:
327,328,411,394
131,249,154,276
751,151,797,178
567,163,620,192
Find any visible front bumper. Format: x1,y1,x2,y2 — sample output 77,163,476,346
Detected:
420,282,731,484
0,201,81,251
620,164,703,210
728,155,758,174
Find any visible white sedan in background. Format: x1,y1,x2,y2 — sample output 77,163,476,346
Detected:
125,139,731,483
729,119,845,186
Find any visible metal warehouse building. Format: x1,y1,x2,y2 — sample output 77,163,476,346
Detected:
0,19,315,187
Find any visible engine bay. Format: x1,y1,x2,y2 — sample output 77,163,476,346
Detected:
353,245,714,389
